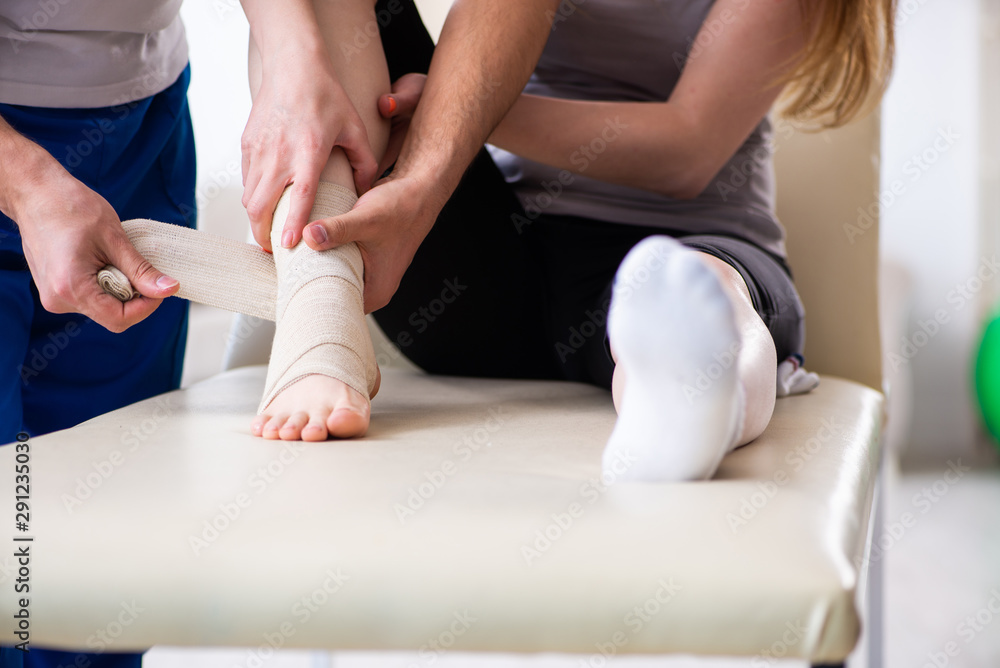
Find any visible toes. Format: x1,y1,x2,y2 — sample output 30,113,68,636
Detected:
300,414,330,442
255,378,372,441
279,411,310,441
327,391,370,438
250,415,268,437
261,413,290,440
327,407,369,438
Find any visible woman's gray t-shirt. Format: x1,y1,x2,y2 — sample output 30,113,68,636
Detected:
490,0,787,257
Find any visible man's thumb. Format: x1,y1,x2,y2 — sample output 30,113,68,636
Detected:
304,206,370,251
114,240,179,299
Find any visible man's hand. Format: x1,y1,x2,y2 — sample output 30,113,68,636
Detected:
299,171,447,313
298,71,435,314
241,50,378,252
12,158,179,332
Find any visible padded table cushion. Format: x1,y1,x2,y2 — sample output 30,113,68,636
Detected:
0,367,882,662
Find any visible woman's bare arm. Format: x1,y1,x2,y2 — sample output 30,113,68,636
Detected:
488,0,811,199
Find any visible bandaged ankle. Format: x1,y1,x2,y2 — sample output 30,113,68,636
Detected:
97,182,378,412
259,183,378,412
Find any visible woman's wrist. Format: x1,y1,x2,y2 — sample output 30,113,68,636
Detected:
259,37,329,83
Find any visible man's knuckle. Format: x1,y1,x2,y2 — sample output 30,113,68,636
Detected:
246,199,267,220
294,180,315,198
133,259,156,280
330,220,350,244
301,133,324,154
38,291,61,313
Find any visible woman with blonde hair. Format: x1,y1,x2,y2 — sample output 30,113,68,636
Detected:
274,0,895,481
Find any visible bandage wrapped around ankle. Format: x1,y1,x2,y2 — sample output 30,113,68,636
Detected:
260,184,377,412
97,182,378,412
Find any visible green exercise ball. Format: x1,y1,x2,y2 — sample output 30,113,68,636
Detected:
974,310,1000,450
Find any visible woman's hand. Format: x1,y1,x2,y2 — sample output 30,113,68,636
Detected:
241,48,378,252
376,73,427,177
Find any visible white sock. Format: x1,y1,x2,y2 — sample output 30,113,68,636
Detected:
603,236,745,482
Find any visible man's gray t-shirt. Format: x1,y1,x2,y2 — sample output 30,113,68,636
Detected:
0,0,187,108
490,0,787,257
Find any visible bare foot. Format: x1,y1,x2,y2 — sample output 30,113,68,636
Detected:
250,367,381,441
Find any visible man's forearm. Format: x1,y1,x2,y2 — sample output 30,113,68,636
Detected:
393,0,558,200
0,116,64,223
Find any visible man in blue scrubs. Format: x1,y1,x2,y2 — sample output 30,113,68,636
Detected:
0,1,377,666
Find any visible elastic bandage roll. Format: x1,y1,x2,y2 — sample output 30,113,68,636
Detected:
260,183,378,413
98,222,278,321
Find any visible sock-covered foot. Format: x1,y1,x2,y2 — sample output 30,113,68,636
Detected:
603,236,745,482
252,367,380,441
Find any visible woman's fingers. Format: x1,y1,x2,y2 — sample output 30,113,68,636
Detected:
379,73,427,119
337,122,378,195
246,172,288,252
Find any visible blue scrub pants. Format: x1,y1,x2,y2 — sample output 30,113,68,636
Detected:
0,65,196,668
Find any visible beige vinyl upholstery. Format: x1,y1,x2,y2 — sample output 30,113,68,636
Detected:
0,113,883,663
774,113,883,392
1,367,880,662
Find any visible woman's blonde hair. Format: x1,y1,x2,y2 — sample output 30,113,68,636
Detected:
777,0,897,128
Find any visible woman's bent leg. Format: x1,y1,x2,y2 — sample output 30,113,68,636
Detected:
249,0,391,441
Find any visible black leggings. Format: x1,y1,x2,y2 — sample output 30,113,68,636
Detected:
373,0,806,391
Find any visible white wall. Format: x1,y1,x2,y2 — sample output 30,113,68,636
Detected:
880,0,986,461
